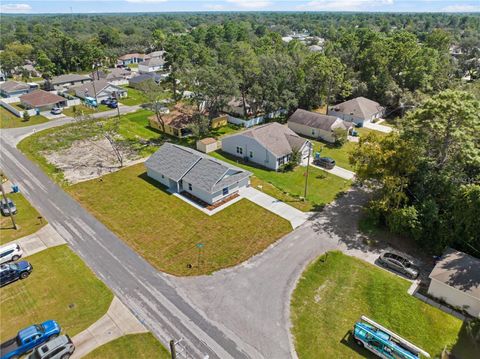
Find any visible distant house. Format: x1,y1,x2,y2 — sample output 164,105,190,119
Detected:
95,68,132,82
145,143,251,205
428,248,480,318
288,109,353,143
226,98,253,118
128,73,164,89
148,105,194,138
221,122,311,171
0,80,37,98
70,80,127,102
308,45,323,52
328,97,385,126
50,74,92,91
20,89,67,111
138,57,165,73
117,53,149,66
147,50,165,59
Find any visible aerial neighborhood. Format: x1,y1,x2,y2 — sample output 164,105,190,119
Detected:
0,7,479,359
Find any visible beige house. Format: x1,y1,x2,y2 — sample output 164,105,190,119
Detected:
197,138,218,153
428,248,480,318
288,109,352,143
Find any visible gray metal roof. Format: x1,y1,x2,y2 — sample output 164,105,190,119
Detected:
145,143,251,193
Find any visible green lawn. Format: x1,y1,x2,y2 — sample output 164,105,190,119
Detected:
0,107,49,129
119,87,152,106
68,163,292,276
18,110,158,185
210,124,243,138
0,191,47,245
83,334,170,359
0,245,113,341
62,104,110,117
212,151,351,212
311,139,357,171
291,251,477,359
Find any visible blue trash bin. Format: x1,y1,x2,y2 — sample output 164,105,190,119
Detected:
11,184,19,193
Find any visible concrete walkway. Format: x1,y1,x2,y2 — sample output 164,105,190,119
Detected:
363,121,393,133
71,296,148,358
13,223,66,257
240,187,310,229
311,163,356,180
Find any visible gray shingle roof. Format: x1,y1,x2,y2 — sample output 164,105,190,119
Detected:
129,73,162,85
146,143,251,193
51,74,91,85
0,80,30,93
141,57,165,67
70,80,125,99
289,109,339,130
331,97,384,120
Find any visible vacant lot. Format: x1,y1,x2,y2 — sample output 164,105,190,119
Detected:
0,107,49,129
291,251,477,359
0,245,113,340
0,191,47,245
84,334,170,359
212,151,351,212
68,163,292,276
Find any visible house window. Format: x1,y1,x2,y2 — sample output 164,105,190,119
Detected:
249,151,253,158
223,187,229,196
236,147,243,155
311,129,315,136
188,183,192,191
161,174,164,179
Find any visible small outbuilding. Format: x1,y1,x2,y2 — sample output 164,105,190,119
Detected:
196,138,218,153
428,248,480,318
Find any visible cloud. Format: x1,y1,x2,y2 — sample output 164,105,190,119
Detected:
298,0,394,11
442,5,480,12
125,0,168,3
0,3,32,13
226,0,273,9
204,4,226,11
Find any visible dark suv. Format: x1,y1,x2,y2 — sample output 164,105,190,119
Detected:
313,157,336,170
378,252,419,279
0,261,33,287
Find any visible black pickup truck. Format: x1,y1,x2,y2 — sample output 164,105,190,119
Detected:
0,261,33,287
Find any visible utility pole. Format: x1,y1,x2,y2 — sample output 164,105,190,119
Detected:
169,340,177,359
114,91,121,122
0,182,17,230
91,63,98,109
303,142,311,200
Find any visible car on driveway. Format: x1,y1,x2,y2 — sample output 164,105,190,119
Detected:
107,100,118,109
28,335,75,359
0,243,23,264
313,157,336,170
100,98,112,105
378,251,419,279
0,261,33,287
50,108,62,115
1,198,17,216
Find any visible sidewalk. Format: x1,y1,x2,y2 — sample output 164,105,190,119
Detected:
311,163,355,180
71,296,148,358
240,187,310,229
14,224,66,257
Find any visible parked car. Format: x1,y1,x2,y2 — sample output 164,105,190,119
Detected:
378,252,419,279
0,261,33,287
0,243,23,264
50,108,62,115
0,320,61,359
100,98,112,105
1,198,17,216
107,100,118,109
313,157,336,170
28,335,75,359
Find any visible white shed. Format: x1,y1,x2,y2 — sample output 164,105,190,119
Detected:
196,138,218,153
428,248,480,318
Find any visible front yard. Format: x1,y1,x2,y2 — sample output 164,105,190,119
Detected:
62,104,110,117
68,163,292,276
0,191,47,245
0,107,49,129
0,245,113,340
211,151,352,212
291,251,477,359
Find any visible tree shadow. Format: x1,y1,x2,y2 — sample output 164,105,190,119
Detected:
449,319,479,359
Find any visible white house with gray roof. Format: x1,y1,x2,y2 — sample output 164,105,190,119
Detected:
221,122,311,171
328,96,385,126
145,143,251,205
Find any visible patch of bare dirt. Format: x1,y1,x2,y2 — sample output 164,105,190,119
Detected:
44,138,144,184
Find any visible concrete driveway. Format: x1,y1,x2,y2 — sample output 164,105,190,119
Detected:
363,121,393,133
311,163,356,180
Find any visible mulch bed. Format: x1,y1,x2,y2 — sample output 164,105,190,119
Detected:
180,191,240,211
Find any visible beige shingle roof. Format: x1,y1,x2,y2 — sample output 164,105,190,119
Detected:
331,97,384,120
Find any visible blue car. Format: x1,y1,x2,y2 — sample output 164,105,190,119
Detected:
107,101,118,109
0,261,33,287
0,320,61,359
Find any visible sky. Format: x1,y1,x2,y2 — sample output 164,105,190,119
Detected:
0,0,479,14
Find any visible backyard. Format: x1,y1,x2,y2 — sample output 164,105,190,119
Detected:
68,163,292,276
0,107,49,129
84,333,170,359
0,245,113,340
211,151,352,212
0,191,47,245
291,251,477,359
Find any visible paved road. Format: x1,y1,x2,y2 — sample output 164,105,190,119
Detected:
0,134,252,359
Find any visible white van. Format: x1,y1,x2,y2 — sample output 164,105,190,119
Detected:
0,243,23,264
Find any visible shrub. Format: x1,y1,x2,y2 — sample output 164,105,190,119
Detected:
23,111,30,121
333,128,347,146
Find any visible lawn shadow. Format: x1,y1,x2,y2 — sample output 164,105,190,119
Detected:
449,319,479,359
339,330,376,358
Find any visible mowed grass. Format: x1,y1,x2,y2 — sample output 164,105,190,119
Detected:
0,107,49,129
120,87,151,106
68,163,292,276
83,333,170,359
0,245,113,341
0,191,47,245
211,151,351,212
291,251,476,359
311,139,357,171
62,104,110,117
